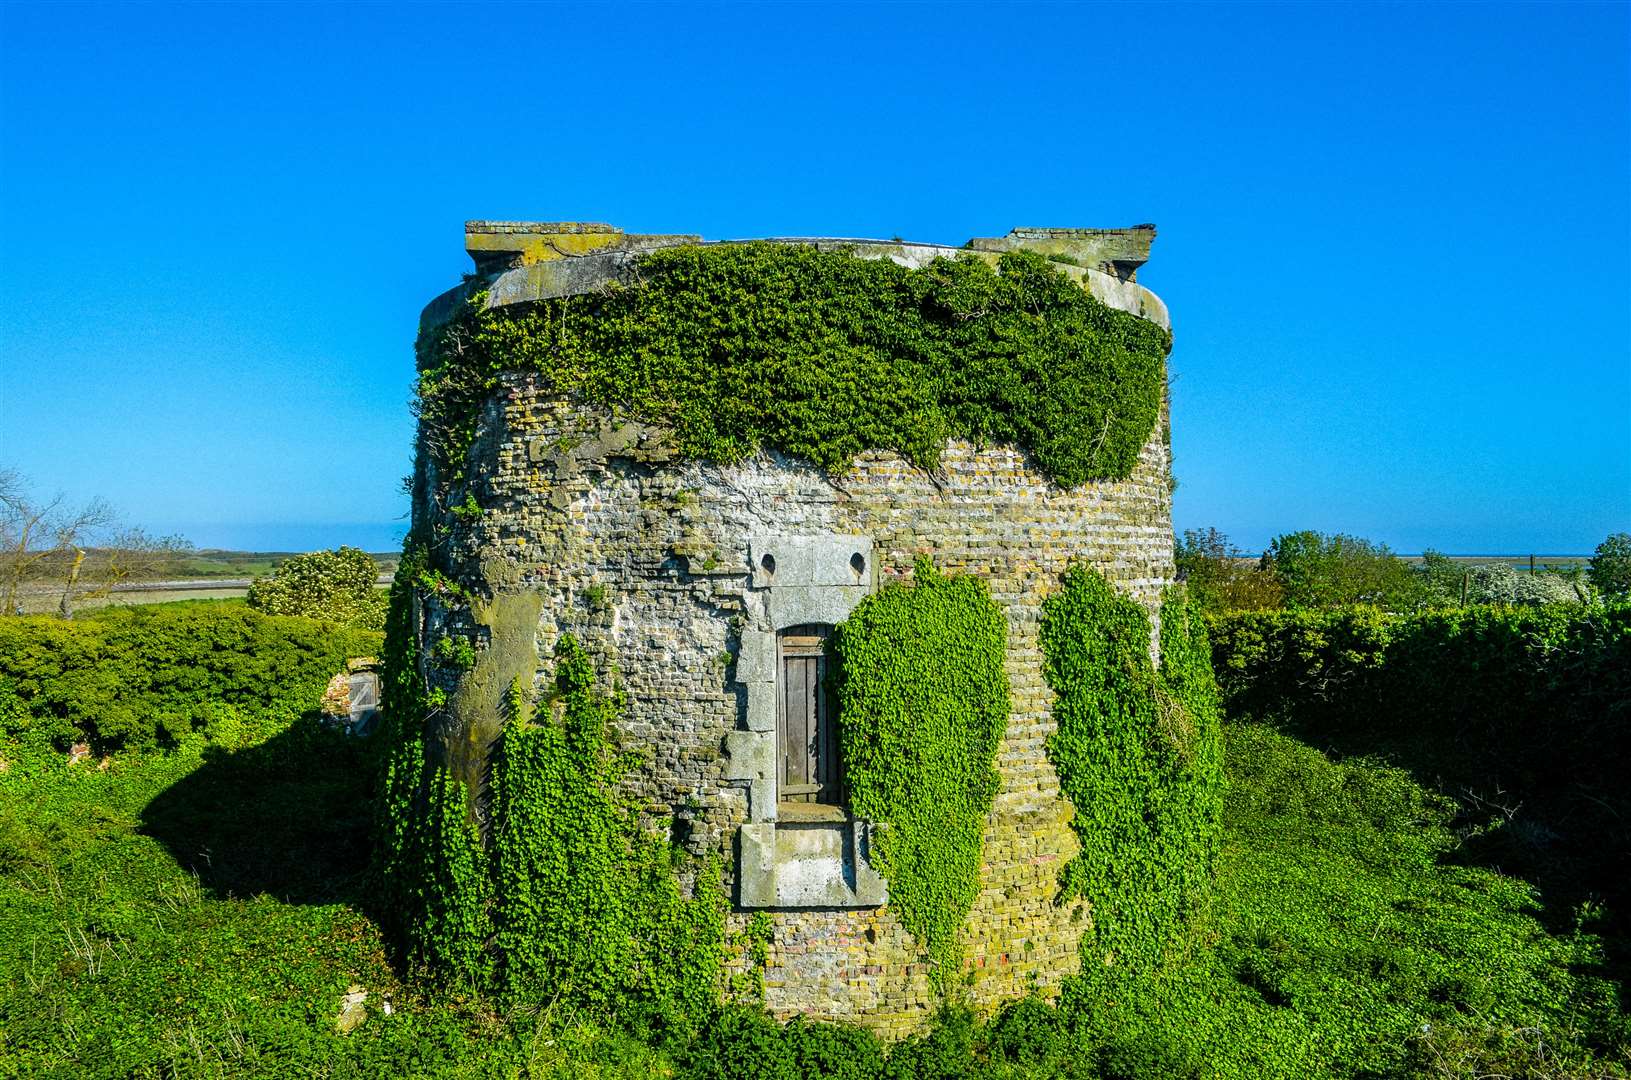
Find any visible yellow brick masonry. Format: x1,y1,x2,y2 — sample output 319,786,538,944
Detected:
433,376,1173,1035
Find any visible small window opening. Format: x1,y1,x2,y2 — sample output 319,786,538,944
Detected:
849,552,866,577
760,552,776,576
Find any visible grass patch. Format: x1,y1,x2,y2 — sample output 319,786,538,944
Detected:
0,712,670,1078
1059,723,1627,1077
0,715,1623,1075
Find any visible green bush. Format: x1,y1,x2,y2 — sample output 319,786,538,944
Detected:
785,1017,890,1080
418,243,1171,488
0,604,381,750
1207,603,1631,904
832,559,1009,985
246,546,387,630
1590,531,1631,599
1173,527,1283,614
678,1007,799,1080
1038,569,1224,986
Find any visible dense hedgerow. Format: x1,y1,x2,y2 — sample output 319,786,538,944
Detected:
831,560,1009,985
1206,602,1631,905
0,603,381,750
1038,570,1224,985
416,243,1170,488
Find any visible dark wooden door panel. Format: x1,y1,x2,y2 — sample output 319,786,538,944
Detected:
778,625,838,805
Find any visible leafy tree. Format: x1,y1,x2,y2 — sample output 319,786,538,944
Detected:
1174,527,1284,613
1415,549,1464,605
1261,530,1423,611
246,546,385,629
1588,532,1631,599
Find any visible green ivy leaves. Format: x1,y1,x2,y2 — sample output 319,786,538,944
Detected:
1039,568,1223,987
373,614,725,1027
832,559,1009,987
417,244,1170,488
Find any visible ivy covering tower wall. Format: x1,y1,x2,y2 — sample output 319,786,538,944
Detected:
416,243,1170,488
1039,568,1224,988
379,221,1183,1035
374,601,726,1023
831,560,1010,988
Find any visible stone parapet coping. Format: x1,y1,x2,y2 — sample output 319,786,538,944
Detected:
419,223,1169,335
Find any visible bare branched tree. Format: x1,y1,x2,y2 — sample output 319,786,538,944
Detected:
0,466,193,617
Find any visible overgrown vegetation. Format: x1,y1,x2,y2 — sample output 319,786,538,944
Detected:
1178,526,1610,614
1173,527,1284,613
493,644,725,1025
246,545,388,630
1208,602,1631,914
1590,531,1631,598
2,568,1625,1075
831,559,1009,985
1038,569,1224,986
0,603,379,751
416,243,1170,488
5,605,1622,1075
373,608,727,1029
1260,530,1428,610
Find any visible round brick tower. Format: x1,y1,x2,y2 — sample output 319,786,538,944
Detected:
403,222,1175,1033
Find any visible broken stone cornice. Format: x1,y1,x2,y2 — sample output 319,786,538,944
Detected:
418,222,1169,341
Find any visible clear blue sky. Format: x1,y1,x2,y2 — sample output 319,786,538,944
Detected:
2,2,1627,555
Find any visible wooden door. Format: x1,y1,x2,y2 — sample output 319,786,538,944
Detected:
778,624,840,805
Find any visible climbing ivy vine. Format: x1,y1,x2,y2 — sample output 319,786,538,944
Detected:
372,547,725,1023
1038,567,1223,988
416,243,1170,487
831,559,1009,987
492,642,725,1024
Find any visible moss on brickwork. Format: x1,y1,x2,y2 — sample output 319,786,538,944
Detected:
416,243,1170,488
832,559,1009,989
1039,569,1223,987
446,588,542,795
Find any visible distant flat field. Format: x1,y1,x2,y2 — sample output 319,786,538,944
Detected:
12,550,398,615
163,550,401,579
13,585,253,615
1400,553,1589,568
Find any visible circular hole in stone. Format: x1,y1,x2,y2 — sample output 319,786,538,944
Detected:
850,552,866,576
760,553,776,576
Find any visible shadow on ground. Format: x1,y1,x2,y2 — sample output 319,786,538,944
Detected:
1272,719,1630,993
139,717,376,905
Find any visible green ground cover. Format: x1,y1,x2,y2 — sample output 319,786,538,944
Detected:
2,687,1623,1075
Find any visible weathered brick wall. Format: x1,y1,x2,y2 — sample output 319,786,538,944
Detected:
426,377,1173,1034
